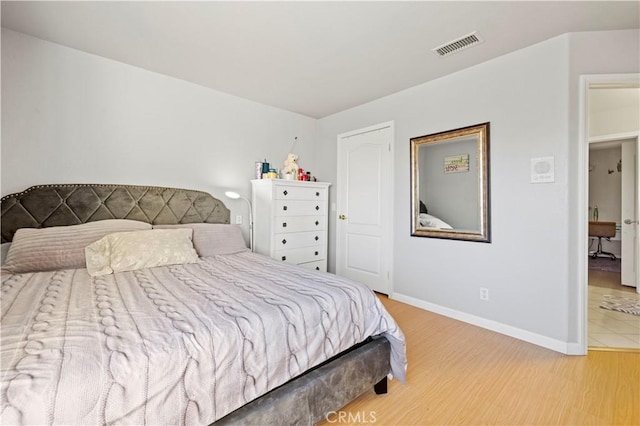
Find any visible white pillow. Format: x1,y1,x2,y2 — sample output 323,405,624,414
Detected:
85,229,199,277
418,213,453,229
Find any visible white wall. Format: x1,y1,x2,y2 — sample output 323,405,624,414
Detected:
317,29,639,349
588,146,623,257
589,88,640,137
589,147,622,223
1,29,319,244
318,34,571,344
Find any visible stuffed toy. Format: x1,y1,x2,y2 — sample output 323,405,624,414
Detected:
283,153,299,176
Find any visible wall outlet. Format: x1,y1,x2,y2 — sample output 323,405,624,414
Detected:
479,287,489,301
235,215,243,225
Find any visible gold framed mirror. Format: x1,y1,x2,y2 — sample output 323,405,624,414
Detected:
410,122,491,242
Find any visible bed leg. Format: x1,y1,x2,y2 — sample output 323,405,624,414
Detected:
374,377,387,395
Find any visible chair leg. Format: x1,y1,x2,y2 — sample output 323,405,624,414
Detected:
590,236,617,260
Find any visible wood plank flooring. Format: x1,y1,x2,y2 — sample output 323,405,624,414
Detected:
319,295,640,425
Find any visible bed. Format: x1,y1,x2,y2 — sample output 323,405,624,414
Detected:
0,184,406,425
418,213,453,229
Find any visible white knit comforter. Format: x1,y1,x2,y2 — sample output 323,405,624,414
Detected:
1,252,406,425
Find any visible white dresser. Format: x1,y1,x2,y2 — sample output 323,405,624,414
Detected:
251,179,331,272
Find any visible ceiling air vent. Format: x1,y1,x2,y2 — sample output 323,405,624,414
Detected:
432,32,483,57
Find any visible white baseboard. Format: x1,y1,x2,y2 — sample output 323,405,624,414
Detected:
390,292,580,355
566,342,586,355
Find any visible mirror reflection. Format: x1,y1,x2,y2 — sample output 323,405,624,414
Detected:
411,123,491,242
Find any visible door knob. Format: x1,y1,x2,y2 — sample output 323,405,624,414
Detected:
338,214,346,220
624,219,639,224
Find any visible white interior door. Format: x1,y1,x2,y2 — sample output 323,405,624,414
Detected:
621,138,639,289
336,122,393,294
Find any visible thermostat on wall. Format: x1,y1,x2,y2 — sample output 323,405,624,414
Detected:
530,156,555,183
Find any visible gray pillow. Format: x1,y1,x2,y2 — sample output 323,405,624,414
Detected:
153,223,248,256
3,219,152,274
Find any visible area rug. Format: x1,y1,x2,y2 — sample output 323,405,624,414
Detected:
600,295,640,316
588,257,621,273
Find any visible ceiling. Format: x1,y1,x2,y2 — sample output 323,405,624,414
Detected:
2,1,639,118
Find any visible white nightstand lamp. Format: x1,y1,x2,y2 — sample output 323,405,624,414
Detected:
225,191,254,252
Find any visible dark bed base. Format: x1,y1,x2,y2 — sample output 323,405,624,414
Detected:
214,336,391,425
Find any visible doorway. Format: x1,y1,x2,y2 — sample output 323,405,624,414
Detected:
336,121,394,295
588,138,639,349
581,75,640,352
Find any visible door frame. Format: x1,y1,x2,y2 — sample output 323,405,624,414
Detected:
336,121,394,294
577,73,640,355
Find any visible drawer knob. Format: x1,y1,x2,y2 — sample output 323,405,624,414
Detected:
315,192,320,197
282,256,286,261
314,251,319,256
315,205,319,211
283,190,288,196
314,236,319,241
282,222,287,228
315,221,319,226
315,266,320,271
283,205,288,211
282,239,287,245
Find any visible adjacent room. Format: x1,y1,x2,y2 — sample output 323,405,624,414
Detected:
587,86,640,350
1,1,639,425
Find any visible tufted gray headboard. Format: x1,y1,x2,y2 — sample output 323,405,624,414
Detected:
0,184,230,243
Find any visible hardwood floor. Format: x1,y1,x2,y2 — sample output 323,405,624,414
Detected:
320,295,640,426
589,268,636,294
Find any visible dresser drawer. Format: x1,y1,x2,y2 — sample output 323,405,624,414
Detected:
274,231,325,250
297,259,327,272
275,246,326,264
274,185,327,201
275,215,326,233
275,200,327,216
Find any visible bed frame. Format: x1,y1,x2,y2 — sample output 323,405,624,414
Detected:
0,183,230,243
0,184,391,425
